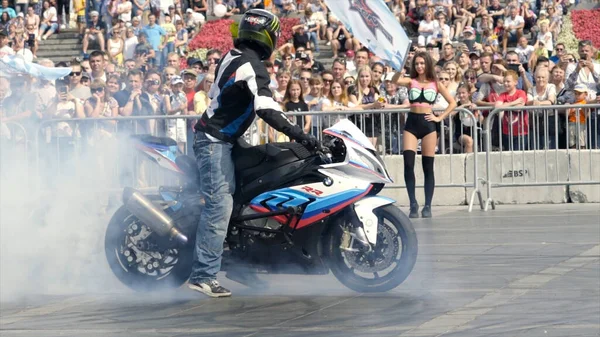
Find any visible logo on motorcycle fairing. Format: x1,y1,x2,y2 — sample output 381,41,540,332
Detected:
244,15,266,25
302,186,323,196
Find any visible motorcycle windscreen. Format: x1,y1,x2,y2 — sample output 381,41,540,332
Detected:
323,119,376,152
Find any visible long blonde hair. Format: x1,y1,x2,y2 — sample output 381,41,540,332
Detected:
355,65,373,104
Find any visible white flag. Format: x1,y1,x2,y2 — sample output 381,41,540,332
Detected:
324,0,411,70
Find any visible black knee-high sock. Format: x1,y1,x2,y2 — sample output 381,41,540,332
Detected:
422,156,435,206
403,150,417,204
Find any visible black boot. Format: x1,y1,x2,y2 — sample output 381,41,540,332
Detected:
409,203,419,218
421,205,432,218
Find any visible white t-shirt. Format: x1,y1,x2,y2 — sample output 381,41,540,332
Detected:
124,35,138,60
536,31,553,52
118,1,132,23
515,45,535,64
43,6,57,23
418,20,436,37
504,15,524,34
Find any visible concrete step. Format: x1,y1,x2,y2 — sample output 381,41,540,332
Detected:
38,43,82,51
37,49,81,58
46,31,80,39
40,38,81,45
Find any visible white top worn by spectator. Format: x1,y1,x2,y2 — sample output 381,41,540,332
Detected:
185,8,205,27
43,6,57,23
536,31,553,52
515,44,535,64
118,0,132,23
565,61,600,101
504,14,524,34
124,34,138,59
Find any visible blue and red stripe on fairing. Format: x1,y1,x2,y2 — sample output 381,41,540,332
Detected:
295,185,372,228
248,185,372,229
134,143,182,174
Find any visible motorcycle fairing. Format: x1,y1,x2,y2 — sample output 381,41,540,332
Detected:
134,139,182,174
322,120,393,184
353,196,395,244
249,183,372,230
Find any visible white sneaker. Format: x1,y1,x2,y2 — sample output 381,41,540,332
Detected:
60,24,66,29
326,41,331,46
188,280,232,298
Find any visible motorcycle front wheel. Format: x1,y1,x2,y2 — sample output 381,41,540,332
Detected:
326,205,418,293
105,205,193,291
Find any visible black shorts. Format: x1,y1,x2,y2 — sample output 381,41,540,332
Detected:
404,113,438,139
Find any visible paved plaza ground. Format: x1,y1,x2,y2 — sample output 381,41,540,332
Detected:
1,204,599,337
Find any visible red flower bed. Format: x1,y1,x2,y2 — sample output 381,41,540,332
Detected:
570,9,600,48
188,17,300,54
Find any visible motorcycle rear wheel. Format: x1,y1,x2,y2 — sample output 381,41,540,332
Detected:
105,205,193,291
326,205,418,293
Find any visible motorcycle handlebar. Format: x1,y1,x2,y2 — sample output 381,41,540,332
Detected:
301,140,332,164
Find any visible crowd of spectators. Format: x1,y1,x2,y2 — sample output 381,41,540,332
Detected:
1,0,599,158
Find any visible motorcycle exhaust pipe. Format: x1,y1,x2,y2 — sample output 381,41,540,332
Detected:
122,187,188,245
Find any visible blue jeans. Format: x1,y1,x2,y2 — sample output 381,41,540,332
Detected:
308,31,319,51
189,132,235,283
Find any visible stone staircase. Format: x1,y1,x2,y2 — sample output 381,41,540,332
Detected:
36,28,82,64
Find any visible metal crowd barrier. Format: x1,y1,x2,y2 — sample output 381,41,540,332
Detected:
276,109,485,212
482,104,600,211
0,121,31,186
3,105,598,211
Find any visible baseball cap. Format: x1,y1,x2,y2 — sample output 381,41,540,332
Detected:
90,10,99,17
17,12,24,17
181,68,198,77
171,75,184,85
296,52,309,61
573,84,588,93
469,51,480,58
81,72,91,79
186,8,193,13
187,58,203,67
345,50,355,58
463,26,475,35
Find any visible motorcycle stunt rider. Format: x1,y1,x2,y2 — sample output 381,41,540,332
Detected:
188,9,318,298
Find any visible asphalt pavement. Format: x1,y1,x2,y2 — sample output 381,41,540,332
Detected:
1,204,599,337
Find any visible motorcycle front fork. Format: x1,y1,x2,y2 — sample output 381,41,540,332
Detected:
339,207,373,253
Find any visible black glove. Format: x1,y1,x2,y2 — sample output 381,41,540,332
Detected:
297,133,319,151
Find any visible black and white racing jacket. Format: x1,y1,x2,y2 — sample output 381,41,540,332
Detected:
195,46,307,143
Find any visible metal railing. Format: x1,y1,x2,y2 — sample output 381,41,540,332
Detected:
2,104,598,212
482,104,600,211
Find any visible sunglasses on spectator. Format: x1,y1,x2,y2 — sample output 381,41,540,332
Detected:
322,79,333,83
466,76,476,80
146,79,160,85
344,81,353,85
91,87,104,93
566,58,575,62
556,47,563,51
69,71,81,76
300,76,311,81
